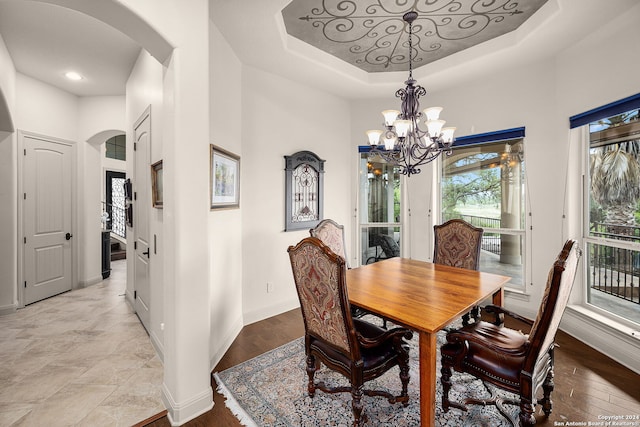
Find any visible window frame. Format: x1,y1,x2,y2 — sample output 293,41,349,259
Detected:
356,152,404,267
437,128,530,294
579,112,640,328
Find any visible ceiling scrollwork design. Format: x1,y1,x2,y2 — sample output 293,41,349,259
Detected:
282,0,548,73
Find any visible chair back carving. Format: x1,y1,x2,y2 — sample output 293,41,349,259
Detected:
527,239,581,370
433,219,483,270
288,237,357,357
310,219,349,268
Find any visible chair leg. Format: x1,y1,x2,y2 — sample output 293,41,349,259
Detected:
441,364,453,412
306,355,318,397
462,312,471,326
541,368,555,416
471,305,480,322
398,351,411,406
518,398,536,427
351,385,364,427
541,373,555,417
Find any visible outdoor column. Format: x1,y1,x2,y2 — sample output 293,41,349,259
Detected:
500,143,522,265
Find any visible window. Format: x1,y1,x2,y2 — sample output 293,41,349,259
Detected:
358,153,402,266
440,132,526,291
105,171,126,238
583,109,640,325
105,134,126,161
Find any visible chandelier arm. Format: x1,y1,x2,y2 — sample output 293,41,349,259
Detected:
365,11,455,177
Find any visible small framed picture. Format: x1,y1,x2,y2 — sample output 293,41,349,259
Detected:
151,160,163,208
210,145,240,210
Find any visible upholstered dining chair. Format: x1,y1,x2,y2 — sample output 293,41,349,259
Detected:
310,219,372,320
288,237,413,427
433,218,484,325
440,239,582,427
309,218,349,267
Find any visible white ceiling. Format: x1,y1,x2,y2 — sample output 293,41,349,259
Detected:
0,0,140,97
0,0,638,99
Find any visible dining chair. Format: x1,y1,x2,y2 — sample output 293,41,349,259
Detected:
288,237,413,427
440,239,582,426
310,219,371,319
309,218,349,267
433,218,484,325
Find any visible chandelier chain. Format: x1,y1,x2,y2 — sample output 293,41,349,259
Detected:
365,11,455,177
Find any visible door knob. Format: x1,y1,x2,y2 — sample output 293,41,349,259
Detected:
65,233,73,240
142,249,150,258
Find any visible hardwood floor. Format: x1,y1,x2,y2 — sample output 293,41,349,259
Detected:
141,308,640,426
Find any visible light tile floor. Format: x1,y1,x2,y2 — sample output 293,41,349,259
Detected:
0,260,165,427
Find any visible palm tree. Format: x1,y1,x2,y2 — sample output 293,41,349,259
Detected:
590,137,640,231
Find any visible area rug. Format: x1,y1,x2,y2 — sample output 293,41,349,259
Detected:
214,319,521,426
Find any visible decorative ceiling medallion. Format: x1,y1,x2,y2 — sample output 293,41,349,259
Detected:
282,0,548,73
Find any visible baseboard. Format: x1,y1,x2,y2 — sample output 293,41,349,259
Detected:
563,306,640,374
125,289,135,309
78,275,102,288
150,330,165,364
210,315,243,372
162,383,213,426
0,302,17,316
243,299,300,326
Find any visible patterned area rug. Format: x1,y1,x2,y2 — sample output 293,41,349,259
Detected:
214,318,521,426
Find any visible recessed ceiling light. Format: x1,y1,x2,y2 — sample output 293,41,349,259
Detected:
65,71,83,81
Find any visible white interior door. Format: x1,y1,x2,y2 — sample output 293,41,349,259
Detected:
134,108,151,332
23,134,73,305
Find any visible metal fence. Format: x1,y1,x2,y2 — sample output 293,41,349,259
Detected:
589,222,640,305
459,215,501,255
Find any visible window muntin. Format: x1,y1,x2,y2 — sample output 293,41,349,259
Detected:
105,135,126,161
584,109,640,324
441,139,526,290
359,154,402,266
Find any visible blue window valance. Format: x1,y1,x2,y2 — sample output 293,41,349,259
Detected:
358,126,525,152
569,92,640,129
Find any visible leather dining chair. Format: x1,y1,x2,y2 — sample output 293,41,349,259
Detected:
433,218,484,325
288,237,413,427
440,239,582,426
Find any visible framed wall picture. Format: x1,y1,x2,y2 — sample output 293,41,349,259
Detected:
210,145,240,210
151,160,163,208
284,151,325,231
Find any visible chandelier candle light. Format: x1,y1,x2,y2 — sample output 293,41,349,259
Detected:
366,11,455,177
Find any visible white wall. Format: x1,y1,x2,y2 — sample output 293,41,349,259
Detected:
14,76,128,291
0,37,128,313
78,96,126,287
1,0,213,423
0,33,16,314
118,1,214,423
349,3,640,373
240,65,353,324
125,49,164,355
557,4,640,373
15,74,79,141
208,22,244,368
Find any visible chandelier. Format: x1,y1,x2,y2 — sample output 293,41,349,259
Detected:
366,11,455,177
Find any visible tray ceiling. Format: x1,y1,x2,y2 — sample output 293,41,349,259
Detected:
282,0,549,73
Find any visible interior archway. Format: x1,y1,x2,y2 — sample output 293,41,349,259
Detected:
87,129,125,147
28,0,173,63
0,86,14,133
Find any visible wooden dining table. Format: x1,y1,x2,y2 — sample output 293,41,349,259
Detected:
346,257,510,427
